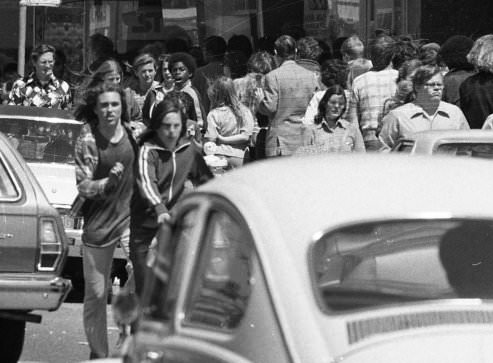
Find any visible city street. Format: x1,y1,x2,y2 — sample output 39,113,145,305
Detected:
19,300,121,363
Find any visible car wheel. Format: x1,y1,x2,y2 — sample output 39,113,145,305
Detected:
0,317,26,363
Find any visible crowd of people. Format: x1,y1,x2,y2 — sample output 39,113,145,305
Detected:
6,29,493,359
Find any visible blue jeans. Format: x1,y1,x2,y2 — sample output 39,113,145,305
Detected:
82,241,117,358
129,227,158,298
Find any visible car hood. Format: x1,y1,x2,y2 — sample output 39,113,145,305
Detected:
28,162,77,207
326,302,493,363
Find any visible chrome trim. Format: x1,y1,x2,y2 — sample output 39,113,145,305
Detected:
0,151,22,203
37,217,64,272
0,114,81,125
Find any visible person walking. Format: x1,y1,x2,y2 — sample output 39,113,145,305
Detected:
459,34,493,129
297,85,364,155
130,93,213,298
255,35,320,157
347,35,398,151
380,65,470,149
128,53,159,111
440,35,475,106
9,44,71,109
205,76,254,168
73,83,138,359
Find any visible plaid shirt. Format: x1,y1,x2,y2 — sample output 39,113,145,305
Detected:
74,123,137,200
295,119,365,155
8,73,71,110
347,69,398,138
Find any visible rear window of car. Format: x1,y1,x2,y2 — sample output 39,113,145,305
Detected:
311,219,493,312
435,143,493,159
0,118,81,164
0,155,19,199
393,140,414,153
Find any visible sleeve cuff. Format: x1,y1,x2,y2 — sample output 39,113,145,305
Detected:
154,203,168,216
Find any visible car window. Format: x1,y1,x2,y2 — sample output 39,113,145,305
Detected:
144,208,199,321
0,118,81,163
312,219,493,313
393,140,414,153
0,154,19,199
183,209,253,331
435,143,493,159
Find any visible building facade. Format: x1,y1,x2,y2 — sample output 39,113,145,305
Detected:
0,0,490,77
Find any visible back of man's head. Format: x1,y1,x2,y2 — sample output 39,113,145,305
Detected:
369,35,396,71
341,35,365,61
205,35,227,60
275,35,297,60
297,36,322,62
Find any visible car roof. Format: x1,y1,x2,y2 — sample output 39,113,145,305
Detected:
199,154,493,250
0,105,80,124
403,129,493,143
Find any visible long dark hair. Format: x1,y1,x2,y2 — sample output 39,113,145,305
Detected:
73,83,128,125
314,85,347,124
142,93,187,143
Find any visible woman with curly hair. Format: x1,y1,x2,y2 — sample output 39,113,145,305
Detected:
459,34,493,128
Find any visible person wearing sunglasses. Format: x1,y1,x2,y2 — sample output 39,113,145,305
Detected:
379,64,470,149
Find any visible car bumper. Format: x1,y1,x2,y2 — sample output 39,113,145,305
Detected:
0,275,71,311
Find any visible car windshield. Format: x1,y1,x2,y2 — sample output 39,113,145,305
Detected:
312,219,493,312
435,143,493,159
0,117,82,164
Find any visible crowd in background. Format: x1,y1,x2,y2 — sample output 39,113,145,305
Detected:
4,28,493,359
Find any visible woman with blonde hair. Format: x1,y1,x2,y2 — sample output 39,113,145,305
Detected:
459,34,493,129
205,76,254,167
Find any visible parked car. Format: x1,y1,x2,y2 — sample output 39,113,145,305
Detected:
0,105,128,296
391,129,493,158
101,155,493,363
0,129,71,362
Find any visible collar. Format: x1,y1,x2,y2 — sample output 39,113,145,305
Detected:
410,102,450,120
317,119,348,132
148,136,191,152
26,73,58,88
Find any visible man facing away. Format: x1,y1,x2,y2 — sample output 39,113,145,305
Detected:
255,35,320,157
347,35,398,151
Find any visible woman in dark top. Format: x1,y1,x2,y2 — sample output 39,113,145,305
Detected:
130,93,213,297
459,34,493,129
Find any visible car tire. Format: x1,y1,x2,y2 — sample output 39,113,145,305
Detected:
0,317,26,363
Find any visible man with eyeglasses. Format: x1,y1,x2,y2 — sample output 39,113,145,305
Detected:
379,65,469,149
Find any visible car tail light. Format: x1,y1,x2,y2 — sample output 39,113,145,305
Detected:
37,218,64,272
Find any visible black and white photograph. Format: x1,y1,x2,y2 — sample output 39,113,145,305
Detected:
1,1,493,362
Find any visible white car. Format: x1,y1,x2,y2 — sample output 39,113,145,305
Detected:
392,129,493,158
97,154,493,363
0,105,128,296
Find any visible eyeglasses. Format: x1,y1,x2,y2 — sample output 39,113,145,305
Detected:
424,82,444,88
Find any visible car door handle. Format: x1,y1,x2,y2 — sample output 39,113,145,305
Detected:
0,233,13,239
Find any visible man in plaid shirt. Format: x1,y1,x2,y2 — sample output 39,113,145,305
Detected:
347,35,398,151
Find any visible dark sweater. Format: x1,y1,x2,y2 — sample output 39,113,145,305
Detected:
459,71,493,129
130,136,213,229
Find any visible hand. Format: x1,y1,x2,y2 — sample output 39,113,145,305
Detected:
108,162,124,186
254,88,264,103
157,212,171,225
